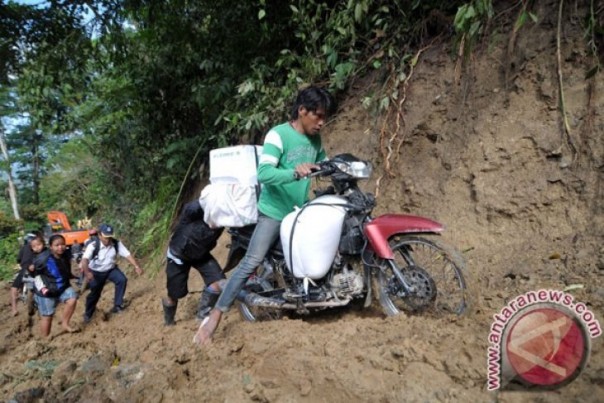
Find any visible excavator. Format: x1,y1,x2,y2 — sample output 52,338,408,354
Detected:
45,211,91,258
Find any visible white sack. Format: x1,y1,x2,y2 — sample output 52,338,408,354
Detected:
199,183,258,228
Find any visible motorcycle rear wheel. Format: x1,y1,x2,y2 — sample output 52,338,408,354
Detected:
238,276,284,322
377,236,467,316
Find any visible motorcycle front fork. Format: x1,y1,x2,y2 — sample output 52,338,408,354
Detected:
384,259,415,295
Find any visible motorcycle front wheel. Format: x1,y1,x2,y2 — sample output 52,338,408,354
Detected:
20,282,36,317
377,236,467,317
26,290,36,317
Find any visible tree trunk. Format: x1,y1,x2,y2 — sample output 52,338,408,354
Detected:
32,140,40,205
0,127,21,220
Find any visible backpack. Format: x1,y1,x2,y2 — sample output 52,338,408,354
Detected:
86,236,119,261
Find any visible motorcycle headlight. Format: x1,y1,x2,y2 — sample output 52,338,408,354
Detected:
334,160,372,179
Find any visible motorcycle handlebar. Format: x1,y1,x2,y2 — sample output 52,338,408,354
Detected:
293,161,335,180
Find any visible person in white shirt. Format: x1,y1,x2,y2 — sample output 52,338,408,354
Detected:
80,223,143,323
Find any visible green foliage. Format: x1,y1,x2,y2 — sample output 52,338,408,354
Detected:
16,7,93,135
38,137,101,219
585,0,602,78
454,0,494,59
0,211,20,237
130,176,178,274
514,9,538,32
0,214,20,281
4,122,50,206
219,0,467,141
0,232,20,281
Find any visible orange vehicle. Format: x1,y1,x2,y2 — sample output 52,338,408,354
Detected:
46,211,90,255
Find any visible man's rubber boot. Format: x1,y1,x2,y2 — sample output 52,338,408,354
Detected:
162,298,177,326
196,288,220,321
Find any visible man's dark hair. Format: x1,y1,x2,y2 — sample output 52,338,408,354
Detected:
291,86,336,119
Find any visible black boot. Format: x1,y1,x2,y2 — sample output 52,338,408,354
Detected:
196,289,220,321
162,298,177,326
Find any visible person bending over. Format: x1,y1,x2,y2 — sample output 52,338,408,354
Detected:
162,200,225,325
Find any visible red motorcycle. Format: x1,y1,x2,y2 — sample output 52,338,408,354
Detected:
225,153,468,321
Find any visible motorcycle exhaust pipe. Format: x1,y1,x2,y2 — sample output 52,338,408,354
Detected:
243,292,352,310
296,299,352,308
243,293,286,308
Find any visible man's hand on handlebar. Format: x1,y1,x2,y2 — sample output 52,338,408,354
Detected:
293,163,320,180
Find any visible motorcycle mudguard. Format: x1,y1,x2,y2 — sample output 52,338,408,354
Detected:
364,214,444,259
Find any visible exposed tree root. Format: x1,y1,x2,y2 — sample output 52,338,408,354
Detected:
504,0,529,90
556,0,578,164
375,40,436,198
453,33,466,87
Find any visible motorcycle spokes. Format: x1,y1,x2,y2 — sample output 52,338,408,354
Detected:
377,236,467,316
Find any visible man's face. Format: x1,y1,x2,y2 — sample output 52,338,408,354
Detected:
100,235,112,245
298,106,326,136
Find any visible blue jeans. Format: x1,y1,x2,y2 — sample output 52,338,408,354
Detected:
35,287,78,317
215,214,281,312
85,267,127,318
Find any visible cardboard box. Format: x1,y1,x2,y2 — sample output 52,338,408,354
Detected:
209,145,263,185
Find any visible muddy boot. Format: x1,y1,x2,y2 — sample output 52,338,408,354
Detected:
196,288,220,321
162,298,177,326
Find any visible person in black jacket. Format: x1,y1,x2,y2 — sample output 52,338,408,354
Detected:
32,234,78,337
10,233,44,316
162,200,226,326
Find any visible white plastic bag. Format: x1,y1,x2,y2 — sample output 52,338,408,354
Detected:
280,195,347,279
199,183,258,228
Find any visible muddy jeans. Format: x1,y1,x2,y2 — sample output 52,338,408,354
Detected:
214,213,281,312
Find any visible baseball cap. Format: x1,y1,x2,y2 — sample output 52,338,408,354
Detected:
99,223,114,238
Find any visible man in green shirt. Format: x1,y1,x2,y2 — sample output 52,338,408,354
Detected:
194,86,335,346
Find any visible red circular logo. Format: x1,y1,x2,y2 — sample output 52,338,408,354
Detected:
504,304,590,388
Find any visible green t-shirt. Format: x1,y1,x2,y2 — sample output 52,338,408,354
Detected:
257,122,326,220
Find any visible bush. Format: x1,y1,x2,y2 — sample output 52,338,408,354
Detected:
0,211,21,237
0,232,20,281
